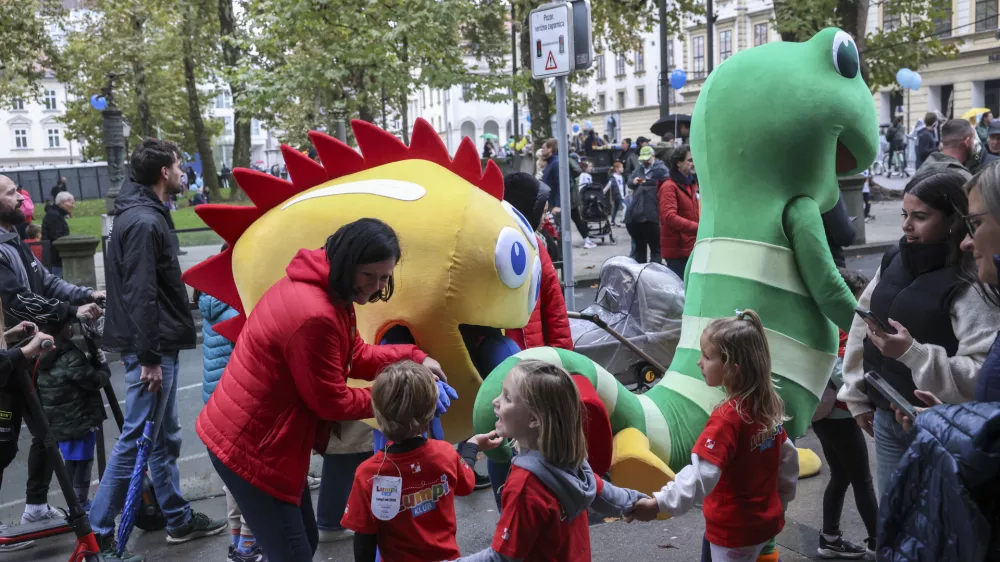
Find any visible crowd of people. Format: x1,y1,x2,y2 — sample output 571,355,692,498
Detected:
0,117,997,562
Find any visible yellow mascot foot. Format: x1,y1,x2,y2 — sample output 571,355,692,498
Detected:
609,428,675,521
798,447,822,479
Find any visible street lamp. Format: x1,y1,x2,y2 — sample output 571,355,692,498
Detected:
96,72,127,214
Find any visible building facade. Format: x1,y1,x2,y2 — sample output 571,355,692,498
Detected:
0,76,86,169
208,89,284,170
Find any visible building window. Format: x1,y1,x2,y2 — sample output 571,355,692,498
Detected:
596,54,606,80
977,0,998,31
421,90,426,109
14,129,28,149
667,40,674,68
215,91,232,109
692,35,705,78
720,30,732,61
635,44,645,73
933,8,952,37
617,90,626,109
224,116,234,136
251,118,261,137
43,90,57,111
47,129,60,148
11,98,24,111
753,23,769,46
883,3,902,32
636,87,645,107
598,93,606,112
462,84,470,101
615,53,627,77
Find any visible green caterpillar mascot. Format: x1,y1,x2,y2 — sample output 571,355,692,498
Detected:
473,26,878,552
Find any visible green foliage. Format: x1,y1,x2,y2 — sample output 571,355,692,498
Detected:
773,0,958,92
0,0,63,101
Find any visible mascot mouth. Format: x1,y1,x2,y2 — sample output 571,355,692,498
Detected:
380,323,508,380
835,140,857,174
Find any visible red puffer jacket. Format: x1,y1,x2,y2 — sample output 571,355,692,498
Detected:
197,248,427,504
657,170,700,261
508,236,574,350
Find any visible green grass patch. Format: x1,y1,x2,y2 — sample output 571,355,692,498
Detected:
66,188,246,247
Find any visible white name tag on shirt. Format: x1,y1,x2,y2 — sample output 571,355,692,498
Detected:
371,475,403,521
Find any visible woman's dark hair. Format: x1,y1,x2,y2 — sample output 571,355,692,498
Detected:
325,218,402,304
669,145,692,173
903,169,971,277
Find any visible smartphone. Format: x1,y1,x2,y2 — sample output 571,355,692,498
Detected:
854,306,897,335
865,372,918,419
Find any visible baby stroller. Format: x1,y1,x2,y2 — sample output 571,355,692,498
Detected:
568,257,684,393
579,183,615,245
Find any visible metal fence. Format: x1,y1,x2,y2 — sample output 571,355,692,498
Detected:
1,163,111,203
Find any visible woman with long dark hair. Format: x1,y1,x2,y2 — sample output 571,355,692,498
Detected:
839,169,1000,503
197,218,444,561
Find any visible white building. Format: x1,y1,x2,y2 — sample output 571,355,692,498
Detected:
0,75,86,169
208,88,284,170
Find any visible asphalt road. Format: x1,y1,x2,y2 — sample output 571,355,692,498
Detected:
5,252,883,561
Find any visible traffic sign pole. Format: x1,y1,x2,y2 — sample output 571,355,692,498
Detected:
555,75,574,309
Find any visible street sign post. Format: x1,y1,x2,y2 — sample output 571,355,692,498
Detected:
529,1,589,308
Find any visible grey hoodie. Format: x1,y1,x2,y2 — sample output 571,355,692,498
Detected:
454,449,644,561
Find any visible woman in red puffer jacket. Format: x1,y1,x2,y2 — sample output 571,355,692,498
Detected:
198,218,444,561
657,145,700,279
502,173,573,350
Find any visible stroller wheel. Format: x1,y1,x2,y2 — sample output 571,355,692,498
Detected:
632,364,661,394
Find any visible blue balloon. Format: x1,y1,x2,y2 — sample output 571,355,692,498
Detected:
669,69,687,90
525,114,531,123
896,68,921,91
895,68,910,87
908,71,922,90
585,120,593,129
90,94,107,111
573,124,580,133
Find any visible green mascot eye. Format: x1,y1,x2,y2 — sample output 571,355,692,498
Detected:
832,30,859,79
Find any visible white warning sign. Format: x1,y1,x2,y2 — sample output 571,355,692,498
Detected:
529,3,574,79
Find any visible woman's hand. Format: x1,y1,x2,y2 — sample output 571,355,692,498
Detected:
5,321,36,339
854,411,874,437
623,497,659,522
892,390,942,430
21,332,54,358
866,319,913,359
422,356,447,382
468,431,504,452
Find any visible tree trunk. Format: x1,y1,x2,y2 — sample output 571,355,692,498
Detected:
520,10,551,146
218,0,247,200
838,0,872,86
400,36,410,144
131,14,154,139
181,12,221,200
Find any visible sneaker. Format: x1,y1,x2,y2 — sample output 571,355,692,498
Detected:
0,523,34,552
231,544,268,561
817,533,866,559
20,504,66,525
97,533,144,562
583,239,597,249
318,527,355,543
864,537,876,560
166,511,227,544
474,471,492,491
307,475,321,490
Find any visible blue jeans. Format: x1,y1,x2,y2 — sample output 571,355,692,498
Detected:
89,353,191,536
873,408,914,502
316,452,372,530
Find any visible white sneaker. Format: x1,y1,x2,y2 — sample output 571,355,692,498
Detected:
318,527,355,543
583,239,597,249
20,504,66,526
0,523,34,551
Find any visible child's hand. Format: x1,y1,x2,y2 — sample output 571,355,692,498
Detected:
623,497,659,523
5,321,36,339
468,431,504,452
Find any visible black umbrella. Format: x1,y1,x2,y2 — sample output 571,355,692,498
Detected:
650,114,693,138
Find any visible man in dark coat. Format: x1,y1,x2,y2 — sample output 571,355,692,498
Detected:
93,139,219,560
41,191,74,276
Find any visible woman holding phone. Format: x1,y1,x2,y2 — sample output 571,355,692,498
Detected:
838,169,1000,501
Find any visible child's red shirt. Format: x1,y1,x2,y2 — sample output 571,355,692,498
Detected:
490,464,607,561
692,399,787,548
341,438,475,561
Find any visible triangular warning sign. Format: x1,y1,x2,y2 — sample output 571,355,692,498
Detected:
545,51,558,70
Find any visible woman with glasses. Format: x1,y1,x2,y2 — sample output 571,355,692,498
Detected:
838,168,1000,502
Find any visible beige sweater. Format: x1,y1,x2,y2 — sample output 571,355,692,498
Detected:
839,269,1000,417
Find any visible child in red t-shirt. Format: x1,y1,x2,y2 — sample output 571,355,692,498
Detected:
627,309,799,562
453,360,645,562
341,360,496,562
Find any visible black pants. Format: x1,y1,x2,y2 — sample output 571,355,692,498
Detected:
0,390,54,505
626,222,660,264
211,452,318,562
665,258,688,279
863,192,871,218
570,208,589,239
65,459,93,503
811,417,878,538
